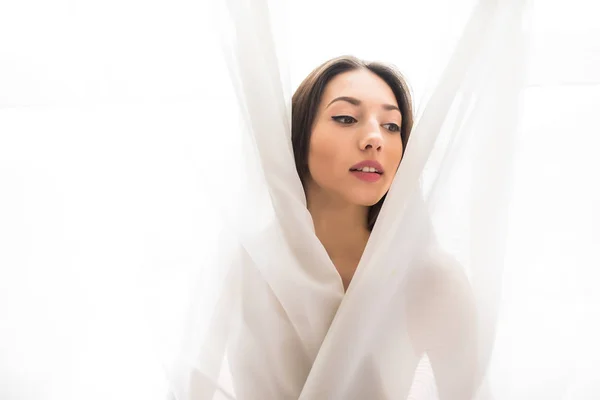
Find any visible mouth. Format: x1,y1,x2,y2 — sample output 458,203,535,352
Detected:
349,160,384,175
349,167,383,175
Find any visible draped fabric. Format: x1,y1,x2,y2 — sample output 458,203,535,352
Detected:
1,0,599,399
168,0,533,398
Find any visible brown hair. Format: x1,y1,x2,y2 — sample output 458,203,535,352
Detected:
291,55,414,231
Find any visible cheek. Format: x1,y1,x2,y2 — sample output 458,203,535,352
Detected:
388,138,404,167
308,129,345,181
382,139,404,188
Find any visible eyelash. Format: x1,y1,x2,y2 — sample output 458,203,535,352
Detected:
331,116,401,133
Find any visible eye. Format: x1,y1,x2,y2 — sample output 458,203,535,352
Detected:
332,115,357,125
383,123,401,133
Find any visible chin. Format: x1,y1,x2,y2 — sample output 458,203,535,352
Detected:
348,192,386,207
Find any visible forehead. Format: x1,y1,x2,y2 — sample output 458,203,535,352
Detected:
321,68,399,108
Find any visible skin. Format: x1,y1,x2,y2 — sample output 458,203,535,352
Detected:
304,68,404,291
304,68,479,399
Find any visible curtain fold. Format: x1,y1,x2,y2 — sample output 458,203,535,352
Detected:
168,0,534,399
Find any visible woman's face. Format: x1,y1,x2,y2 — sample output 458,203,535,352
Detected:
307,68,404,207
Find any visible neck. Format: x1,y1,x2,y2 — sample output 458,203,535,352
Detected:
305,181,370,262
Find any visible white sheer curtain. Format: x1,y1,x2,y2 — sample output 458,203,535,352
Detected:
0,0,598,399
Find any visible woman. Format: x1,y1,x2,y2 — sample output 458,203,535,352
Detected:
171,55,478,400
292,56,412,292
290,55,477,399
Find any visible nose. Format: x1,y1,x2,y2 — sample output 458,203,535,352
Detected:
359,120,383,152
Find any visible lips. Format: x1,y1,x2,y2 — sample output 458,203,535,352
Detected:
350,170,382,183
349,160,384,183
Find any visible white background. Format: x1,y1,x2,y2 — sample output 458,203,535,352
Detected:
0,0,598,399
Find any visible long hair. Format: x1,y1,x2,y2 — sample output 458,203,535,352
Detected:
291,55,414,231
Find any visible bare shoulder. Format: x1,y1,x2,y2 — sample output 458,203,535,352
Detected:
406,246,473,311
405,246,476,351
405,246,479,398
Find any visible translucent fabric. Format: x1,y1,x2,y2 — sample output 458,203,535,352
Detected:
1,0,599,399
167,0,539,399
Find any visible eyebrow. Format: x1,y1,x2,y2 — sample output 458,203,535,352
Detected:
325,96,401,113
